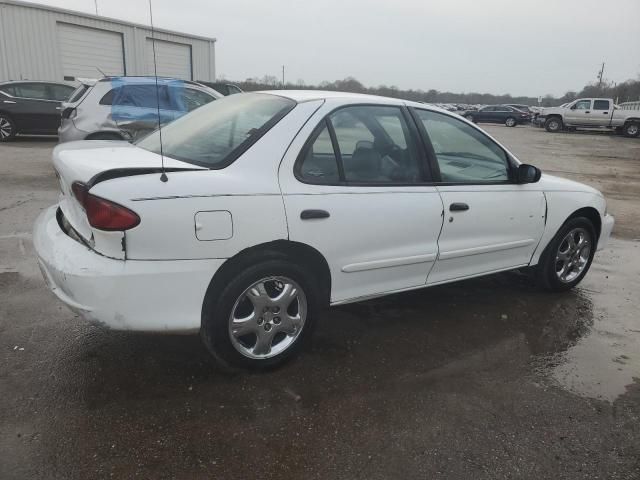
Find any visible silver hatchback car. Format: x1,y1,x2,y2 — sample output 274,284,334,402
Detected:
58,76,222,143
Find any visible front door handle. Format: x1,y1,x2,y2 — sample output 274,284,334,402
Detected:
585,111,591,114
3,100,16,104
603,111,608,114
449,203,469,212
300,209,330,220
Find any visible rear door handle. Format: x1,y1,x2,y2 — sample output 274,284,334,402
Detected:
585,111,591,114
603,111,608,114
3,100,16,104
300,209,330,220
449,203,469,212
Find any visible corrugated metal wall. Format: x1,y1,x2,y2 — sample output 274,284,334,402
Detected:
0,0,215,82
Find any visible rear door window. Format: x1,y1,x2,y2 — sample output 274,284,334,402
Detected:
111,85,174,110
297,121,340,184
593,100,610,110
12,83,50,100
298,105,423,184
47,84,75,101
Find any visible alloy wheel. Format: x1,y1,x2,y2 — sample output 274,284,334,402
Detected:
506,118,516,127
0,117,13,139
228,276,307,359
555,227,591,283
627,124,639,136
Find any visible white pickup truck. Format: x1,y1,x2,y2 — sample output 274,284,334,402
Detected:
538,98,640,137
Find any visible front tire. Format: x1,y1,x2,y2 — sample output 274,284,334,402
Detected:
0,114,16,142
544,117,563,133
201,258,319,370
622,122,640,138
505,117,517,127
536,217,596,292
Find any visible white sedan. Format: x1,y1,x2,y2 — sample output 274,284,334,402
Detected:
34,91,614,369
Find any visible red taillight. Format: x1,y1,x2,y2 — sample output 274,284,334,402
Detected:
71,181,89,205
84,194,140,231
61,107,76,119
71,181,139,231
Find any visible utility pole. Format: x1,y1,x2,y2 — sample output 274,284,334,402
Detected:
597,62,605,88
282,65,285,88
94,0,99,15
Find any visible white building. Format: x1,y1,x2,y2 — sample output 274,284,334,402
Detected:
0,0,216,83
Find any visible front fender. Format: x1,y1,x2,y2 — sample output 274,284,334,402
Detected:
530,191,606,265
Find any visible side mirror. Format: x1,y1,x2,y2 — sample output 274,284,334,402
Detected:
517,164,541,184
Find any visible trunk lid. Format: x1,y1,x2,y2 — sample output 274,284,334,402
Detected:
53,140,204,243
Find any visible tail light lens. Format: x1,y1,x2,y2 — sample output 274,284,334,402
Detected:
71,181,140,231
71,181,88,205
61,107,76,119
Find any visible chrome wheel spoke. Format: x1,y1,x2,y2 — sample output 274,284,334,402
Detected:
278,313,302,335
231,312,257,337
253,329,275,355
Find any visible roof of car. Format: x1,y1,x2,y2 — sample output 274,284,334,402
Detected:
261,89,433,109
0,80,74,86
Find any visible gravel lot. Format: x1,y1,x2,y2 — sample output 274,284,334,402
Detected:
1,126,639,479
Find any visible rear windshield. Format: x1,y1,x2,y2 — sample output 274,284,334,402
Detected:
136,93,295,168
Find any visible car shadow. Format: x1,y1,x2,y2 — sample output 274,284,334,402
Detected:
50,270,594,410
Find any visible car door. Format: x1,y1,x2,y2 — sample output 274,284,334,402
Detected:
493,106,512,123
564,99,592,125
279,102,444,304
591,99,612,127
476,106,493,122
9,82,63,133
411,108,546,284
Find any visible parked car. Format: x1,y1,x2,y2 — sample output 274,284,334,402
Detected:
58,76,222,143
538,98,640,137
0,80,75,141
197,81,243,96
34,91,614,369
464,105,531,127
505,103,533,114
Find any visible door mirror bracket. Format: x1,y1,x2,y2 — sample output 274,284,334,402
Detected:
517,164,542,184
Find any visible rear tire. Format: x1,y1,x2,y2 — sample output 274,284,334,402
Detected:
544,117,563,133
536,217,596,292
505,117,517,127
0,114,16,142
622,122,639,138
201,257,320,370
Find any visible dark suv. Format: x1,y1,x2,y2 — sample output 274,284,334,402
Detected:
0,81,75,141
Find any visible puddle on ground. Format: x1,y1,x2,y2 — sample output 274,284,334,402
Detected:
543,238,640,402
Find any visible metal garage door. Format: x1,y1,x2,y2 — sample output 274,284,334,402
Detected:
57,23,125,79
145,39,192,80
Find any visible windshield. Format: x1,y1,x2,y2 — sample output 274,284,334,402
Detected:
136,93,296,168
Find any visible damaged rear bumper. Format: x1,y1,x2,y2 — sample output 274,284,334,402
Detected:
33,206,224,331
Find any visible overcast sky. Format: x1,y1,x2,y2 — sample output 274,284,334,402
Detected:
23,0,640,97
